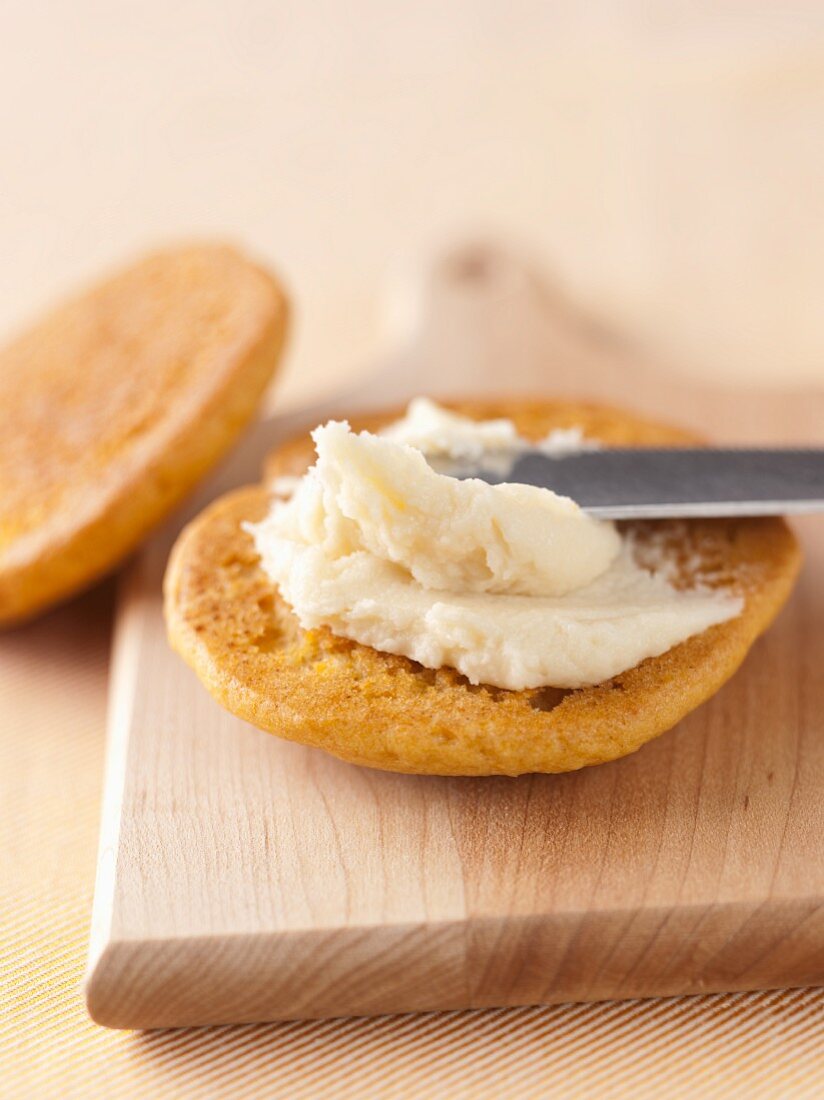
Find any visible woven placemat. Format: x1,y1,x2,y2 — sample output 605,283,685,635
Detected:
2,584,822,1100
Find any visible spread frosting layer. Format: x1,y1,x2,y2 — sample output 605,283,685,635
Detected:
247,402,742,690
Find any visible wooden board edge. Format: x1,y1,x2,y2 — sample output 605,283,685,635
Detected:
84,896,824,1030
84,562,147,1018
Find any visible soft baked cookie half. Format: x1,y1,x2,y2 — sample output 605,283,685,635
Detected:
164,399,801,776
0,243,288,625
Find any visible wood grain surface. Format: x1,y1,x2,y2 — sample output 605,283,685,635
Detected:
86,245,824,1028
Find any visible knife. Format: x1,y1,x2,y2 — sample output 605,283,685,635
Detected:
436,448,824,520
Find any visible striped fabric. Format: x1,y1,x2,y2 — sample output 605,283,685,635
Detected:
2,584,822,1100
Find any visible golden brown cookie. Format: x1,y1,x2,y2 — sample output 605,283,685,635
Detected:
164,399,801,776
0,243,288,625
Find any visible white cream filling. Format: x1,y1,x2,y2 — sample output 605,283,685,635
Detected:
247,401,742,690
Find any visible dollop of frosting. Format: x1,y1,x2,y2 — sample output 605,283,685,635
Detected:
246,401,742,690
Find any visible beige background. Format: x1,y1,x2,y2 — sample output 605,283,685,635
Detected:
1,1,823,410
3,2,824,1097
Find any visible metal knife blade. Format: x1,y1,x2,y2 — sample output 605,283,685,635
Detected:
432,448,824,519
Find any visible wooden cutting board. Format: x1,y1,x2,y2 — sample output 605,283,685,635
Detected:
86,245,824,1029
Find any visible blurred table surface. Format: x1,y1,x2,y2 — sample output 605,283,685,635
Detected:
1,1,824,410
2,2,824,1098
